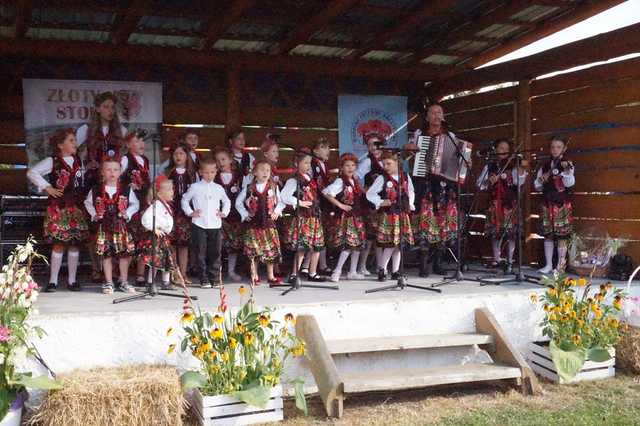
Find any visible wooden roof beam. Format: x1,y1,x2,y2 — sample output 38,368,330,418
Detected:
272,0,362,55
464,0,627,69
14,0,32,39
345,0,457,60
201,0,255,50
0,37,450,82
110,0,150,45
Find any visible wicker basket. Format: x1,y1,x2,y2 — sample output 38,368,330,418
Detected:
616,325,640,374
569,264,609,278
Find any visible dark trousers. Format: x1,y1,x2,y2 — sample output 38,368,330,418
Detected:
191,224,222,281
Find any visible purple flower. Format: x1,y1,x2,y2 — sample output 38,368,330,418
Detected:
0,326,10,342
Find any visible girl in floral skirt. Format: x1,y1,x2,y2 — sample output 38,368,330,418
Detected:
165,142,197,284
140,176,177,293
366,151,415,282
84,158,140,294
280,150,326,283
27,128,89,292
235,161,284,286
214,147,245,282
323,153,366,282
534,136,575,273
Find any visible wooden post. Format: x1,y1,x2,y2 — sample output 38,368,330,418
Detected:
226,67,241,131
516,79,533,264
295,315,344,418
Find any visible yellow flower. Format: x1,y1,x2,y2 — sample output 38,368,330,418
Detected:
210,327,223,340
167,344,176,354
258,314,270,327
594,310,603,320
590,303,598,313
166,327,173,337
243,332,254,346
291,342,305,357
572,335,581,345
543,304,550,312
221,351,229,362
570,311,577,319
284,313,295,325
212,364,221,373
181,311,195,324
263,374,276,385
229,337,237,349
609,318,619,328
213,314,224,324
553,306,561,314
577,319,585,327
238,285,247,296
606,282,613,290
190,336,200,345
567,278,576,287
529,293,538,304
234,323,246,334
549,313,557,321
613,299,622,310
199,342,211,353
547,287,557,297
577,278,587,287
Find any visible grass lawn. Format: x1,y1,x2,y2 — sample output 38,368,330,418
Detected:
275,374,640,425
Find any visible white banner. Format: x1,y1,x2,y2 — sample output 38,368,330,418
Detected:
22,79,163,169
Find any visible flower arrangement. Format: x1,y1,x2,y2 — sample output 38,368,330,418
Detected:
531,273,625,381
170,284,307,412
0,238,61,420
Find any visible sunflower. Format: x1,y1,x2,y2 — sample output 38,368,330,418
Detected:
166,327,173,337
549,313,557,321
220,351,229,362
284,313,295,325
291,342,305,357
181,310,195,324
210,327,223,340
577,278,587,287
229,337,238,349
167,344,176,354
213,314,224,324
258,314,270,327
238,285,247,296
243,332,254,346
543,304,550,312
547,287,557,297
529,293,538,304
572,334,581,345
190,335,200,345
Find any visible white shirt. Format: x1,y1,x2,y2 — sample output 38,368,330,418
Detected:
27,156,78,193
322,177,356,197
366,174,415,211
280,174,315,209
141,200,173,234
534,166,575,192
84,185,140,222
477,165,528,191
233,151,255,174
75,123,127,147
120,153,146,174
157,151,198,176
180,179,231,229
235,181,284,222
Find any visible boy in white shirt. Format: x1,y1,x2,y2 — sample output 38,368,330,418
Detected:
181,158,231,288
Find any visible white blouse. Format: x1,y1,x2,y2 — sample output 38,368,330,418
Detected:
280,174,314,209
477,165,528,191
27,156,78,193
322,177,357,197
84,185,140,222
534,167,575,192
141,200,173,234
366,174,415,211
235,182,284,222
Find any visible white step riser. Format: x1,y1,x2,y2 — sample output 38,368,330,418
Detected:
327,333,495,355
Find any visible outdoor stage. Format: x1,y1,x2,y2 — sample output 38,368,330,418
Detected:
26,266,639,399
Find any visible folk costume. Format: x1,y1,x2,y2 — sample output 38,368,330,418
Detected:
167,166,196,246
280,173,325,252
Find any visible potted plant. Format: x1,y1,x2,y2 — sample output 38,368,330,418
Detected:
528,273,625,383
0,238,61,425
169,284,307,425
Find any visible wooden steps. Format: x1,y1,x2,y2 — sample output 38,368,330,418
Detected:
295,308,541,418
327,333,495,355
342,363,522,393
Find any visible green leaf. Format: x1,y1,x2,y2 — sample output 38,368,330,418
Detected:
0,388,11,421
587,347,612,362
181,339,188,352
180,371,207,391
549,340,586,384
293,379,308,415
11,374,62,390
233,382,270,408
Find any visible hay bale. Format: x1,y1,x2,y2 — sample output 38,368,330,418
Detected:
616,325,640,374
28,365,185,426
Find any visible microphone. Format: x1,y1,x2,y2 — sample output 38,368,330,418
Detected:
476,145,496,158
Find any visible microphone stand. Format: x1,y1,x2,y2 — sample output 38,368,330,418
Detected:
365,146,441,294
271,140,338,296
114,129,198,304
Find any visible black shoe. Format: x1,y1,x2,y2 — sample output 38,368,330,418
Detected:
147,282,158,296
432,250,446,275
298,268,310,279
391,272,401,280
504,262,513,275
308,274,326,282
377,269,387,282
67,282,82,292
419,252,431,278
135,277,146,287
45,283,57,293
317,267,332,276
288,273,298,284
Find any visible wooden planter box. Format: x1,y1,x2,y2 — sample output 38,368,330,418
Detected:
527,341,615,384
191,386,283,426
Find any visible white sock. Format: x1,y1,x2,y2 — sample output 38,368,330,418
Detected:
557,242,567,270
67,248,80,284
162,271,170,283
301,251,311,270
334,250,350,275
349,250,360,274
358,241,371,270
544,239,554,268
228,253,237,274
491,239,501,263
49,251,63,285
380,248,394,272
147,268,155,284
507,240,516,263
391,248,401,273
319,249,328,270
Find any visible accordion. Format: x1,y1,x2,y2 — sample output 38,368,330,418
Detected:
411,134,472,184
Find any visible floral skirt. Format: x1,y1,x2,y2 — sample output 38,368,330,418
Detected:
541,201,573,239
485,201,518,239
283,216,325,252
413,199,457,248
171,213,192,247
328,214,366,250
377,212,414,248
244,227,281,264
96,223,135,258
139,233,177,271
43,204,89,245
223,219,243,252
127,211,145,251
